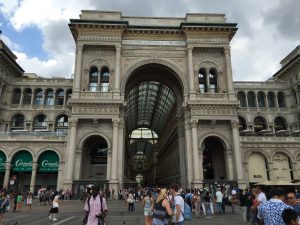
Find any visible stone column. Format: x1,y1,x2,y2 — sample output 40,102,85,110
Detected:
30,162,38,193
226,150,235,180
245,92,249,109
224,47,235,98
64,118,78,189
3,162,11,189
118,120,124,189
110,119,119,181
19,88,24,106
231,120,246,189
292,162,298,181
63,88,67,106
30,90,34,105
275,92,279,108
185,121,193,187
187,46,196,99
177,119,187,188
106,149,112,181
191,119,202,187
264,92,269,108
268,162,274,181
56,162,64,191
255,92,259,108
206,74,211,93
73,44,83,98
114,45,121,97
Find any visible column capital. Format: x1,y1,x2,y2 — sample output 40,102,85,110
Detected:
224,46,231,54
69,118,78,127
76,43,84,49
187,46,194,52
191,119,198,128
5,162,11,170
115,44,121,51
112,118,120,127
32,161,38,170
231,120,239,129
185,121,191,130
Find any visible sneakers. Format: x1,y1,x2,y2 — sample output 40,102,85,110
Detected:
53,218,58,221
48,215,52,220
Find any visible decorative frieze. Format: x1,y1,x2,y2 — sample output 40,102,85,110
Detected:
78,35,121,42
188,37,228,44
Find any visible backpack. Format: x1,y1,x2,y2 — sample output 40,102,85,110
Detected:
182,202,192,221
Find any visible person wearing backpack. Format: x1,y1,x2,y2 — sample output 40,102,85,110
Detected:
83,185,108,225
170,184,185,225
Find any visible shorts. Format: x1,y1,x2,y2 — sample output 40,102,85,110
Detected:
144,208,153,216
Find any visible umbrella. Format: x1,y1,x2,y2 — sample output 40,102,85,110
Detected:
254,180,276,186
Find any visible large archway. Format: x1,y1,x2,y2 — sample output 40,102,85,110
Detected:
124,63,184,186
81,135,108,181
202,136,227,180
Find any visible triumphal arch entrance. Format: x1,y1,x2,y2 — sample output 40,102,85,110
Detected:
65,10,246,194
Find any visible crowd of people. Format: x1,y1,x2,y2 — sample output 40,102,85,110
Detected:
92,184,300,225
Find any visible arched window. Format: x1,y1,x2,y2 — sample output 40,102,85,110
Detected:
55,115,68,135
237,91,247,107
100,66,110,92
277,92,285,108
89,66,98,91
33,114,47,131
274,116,287,132
23,88,32,105
238,116,247,131
247,91,256,107
34,89,43,105
292,89,298,105
44,89,54,106
55,89,64,105
254,116,267,133
209,68,218,93
198,68,207,93
267,92,276,108
11,114,25,130
12,88,21,104
257,91,266,107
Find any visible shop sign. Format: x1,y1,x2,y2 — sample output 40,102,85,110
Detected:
38,151,59,172
0,151,6,172
12,151,32,172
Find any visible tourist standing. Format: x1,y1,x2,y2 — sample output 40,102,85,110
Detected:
169,184,185,225
152,188,173,225
142,191,154,225
257,188,292,225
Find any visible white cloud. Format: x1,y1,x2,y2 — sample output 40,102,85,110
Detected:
0,34,21,50
1,0,299,81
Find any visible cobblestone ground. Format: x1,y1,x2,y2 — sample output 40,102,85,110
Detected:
4,199,244,225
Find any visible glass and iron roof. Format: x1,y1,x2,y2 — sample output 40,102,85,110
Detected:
126,80,176,137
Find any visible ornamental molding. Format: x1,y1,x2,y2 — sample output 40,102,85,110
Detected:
78,34,121,42
188,37,228,44
72,105,120,114
189,104,238,115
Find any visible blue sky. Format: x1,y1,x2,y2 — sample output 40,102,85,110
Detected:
0,0,299,80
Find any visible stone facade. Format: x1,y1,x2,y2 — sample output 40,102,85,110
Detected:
0,11,299,194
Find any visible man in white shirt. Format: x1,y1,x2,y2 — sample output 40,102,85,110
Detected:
170,184,185,225
215,189,223,214
251,186,266,224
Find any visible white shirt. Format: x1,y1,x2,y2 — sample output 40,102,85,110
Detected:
173,195,184,222
216,191,223,203
257,192,267,204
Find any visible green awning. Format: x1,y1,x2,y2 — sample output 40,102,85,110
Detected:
0,151,6,172
38,151,59,172
12,150,32,172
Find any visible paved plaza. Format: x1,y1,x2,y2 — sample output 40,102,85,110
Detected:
4,199,244,225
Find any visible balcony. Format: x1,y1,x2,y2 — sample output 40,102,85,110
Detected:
0,131,67,141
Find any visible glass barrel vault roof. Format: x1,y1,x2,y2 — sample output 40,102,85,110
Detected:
126,80,176,136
